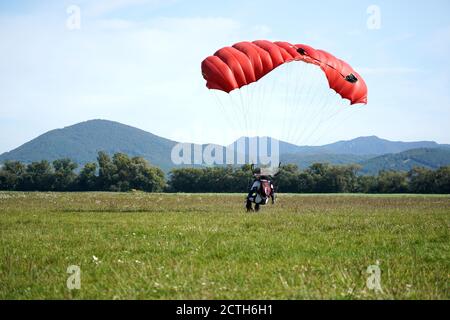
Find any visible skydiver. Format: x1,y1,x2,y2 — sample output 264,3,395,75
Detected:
246,169,275,212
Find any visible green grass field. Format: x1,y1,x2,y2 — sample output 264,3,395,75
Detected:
0,192,449,300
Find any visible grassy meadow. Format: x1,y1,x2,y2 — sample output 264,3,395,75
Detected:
0,191,449,299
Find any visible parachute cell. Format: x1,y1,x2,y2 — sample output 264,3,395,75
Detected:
201,40,367,105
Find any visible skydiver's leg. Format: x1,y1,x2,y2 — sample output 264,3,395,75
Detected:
255,204,260,212
246,199,253,212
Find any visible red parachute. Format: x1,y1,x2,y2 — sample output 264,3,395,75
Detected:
201,40,367,105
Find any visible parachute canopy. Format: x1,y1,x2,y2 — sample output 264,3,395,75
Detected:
201,40,367,105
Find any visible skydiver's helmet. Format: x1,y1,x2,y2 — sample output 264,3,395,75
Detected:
253,167,262,178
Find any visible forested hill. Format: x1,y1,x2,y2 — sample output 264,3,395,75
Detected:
359,148,450,175
0,120,177,171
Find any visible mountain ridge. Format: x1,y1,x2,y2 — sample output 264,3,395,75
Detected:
359,148,450,175
1,119,449,174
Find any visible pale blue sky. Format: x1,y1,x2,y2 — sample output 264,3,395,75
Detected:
1,0,449,153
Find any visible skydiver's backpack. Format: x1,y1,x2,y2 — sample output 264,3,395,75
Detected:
260,179,272,198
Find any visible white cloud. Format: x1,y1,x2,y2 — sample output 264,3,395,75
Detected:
0,13,274,151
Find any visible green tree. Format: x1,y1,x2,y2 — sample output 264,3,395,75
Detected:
326,165,360,193
356,175,378,193
96,152,165,192
77,162,98,191
435,166,450,194
129,156,165,192
0,161,26,190
377,170,409,193
111,153,132,191
408,167,436,194
233,165,254,192
168,168,204,193
274,164,302,193
21,161,54,191
97,151,116,191
52,159,78,191
306,163,330,192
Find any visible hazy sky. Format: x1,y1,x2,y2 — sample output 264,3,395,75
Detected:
1,0,450,153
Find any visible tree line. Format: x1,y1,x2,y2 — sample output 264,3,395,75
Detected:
0,152,165,192
168,163,450,194
0,153,449,193
274,163,450,194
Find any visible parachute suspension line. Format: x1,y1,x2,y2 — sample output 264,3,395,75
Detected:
211,90,241,138
313,92,352,142
254,71,277,141
245,82,256,137
257,79,269,138
286,62,309,144
281,63,293,142
256,82,264,138
284,64,304,144
228,92,246,138
229,91,247,137
301,64,325,144
238,90,249,138
291,63,319,145
225,90,247,139
247,83,258,138
251,82,262,139
311,105,361,147
287,62,305,143
263,75,275,136
282,62,294,143
287,62,301,143
256,78,267,137
301,66,337,145
239,90,252,136
293,66,314,144
297,71,328,144
256,77,268,139
244,85,257,139
301,81,338,144
300,87,344,145
309,106,347,146
241,90,251,139
295,91,336,146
